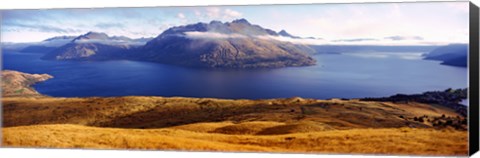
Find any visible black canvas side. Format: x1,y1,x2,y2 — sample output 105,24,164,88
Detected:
469,1,480,156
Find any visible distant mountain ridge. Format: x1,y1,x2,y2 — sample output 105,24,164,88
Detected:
42,32,151,60
278,30,301,39
11,36,77,53
70,32,148,45
72,32,110,41
43,36,77,42
423,44,468,67
42,43,131,60
2,33,153,54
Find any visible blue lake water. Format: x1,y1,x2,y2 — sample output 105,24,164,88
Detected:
2,51,468,102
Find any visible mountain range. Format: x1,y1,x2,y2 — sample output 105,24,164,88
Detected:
41,32,144,60
3,33,152,54
1,36,77,52
17,36,76,53
42,19,317,69
137,19,316,68
423,44,468,67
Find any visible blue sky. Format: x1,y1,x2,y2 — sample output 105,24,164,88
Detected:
0,2,469,45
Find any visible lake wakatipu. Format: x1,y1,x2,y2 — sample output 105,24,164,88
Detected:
2,51,468,104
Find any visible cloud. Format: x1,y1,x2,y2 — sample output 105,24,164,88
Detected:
1,10,57,23
257,35,327,45
384,36,423,41
346,52,424,60
3,22,83,34
73,39,145,46
182,31,325,45
260,35,444,46
205,8,221,18
182,31,435,46
224,9,242,19
446,2,469,13
184,31,247,39
194,10,202,17
184,32,393,46
181,31,328,45
332,38,378,42
94,22,125,29
177,13,186,19
196,7,243,21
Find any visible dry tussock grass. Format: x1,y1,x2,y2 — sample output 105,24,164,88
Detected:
2,97,462,129
211,121,286,135
256,121,334,135
2,124,467,156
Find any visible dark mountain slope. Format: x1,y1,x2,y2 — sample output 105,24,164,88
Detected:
42,32,137,60
139,19,316,69
42,43,131,60
423,44,468,67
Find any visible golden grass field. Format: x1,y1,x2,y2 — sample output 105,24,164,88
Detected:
3,124,467,156
1,96,468,156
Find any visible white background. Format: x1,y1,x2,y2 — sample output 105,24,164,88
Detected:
0,0,479,158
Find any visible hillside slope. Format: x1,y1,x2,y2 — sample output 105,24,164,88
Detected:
2,96,465,129
1,70,52,97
